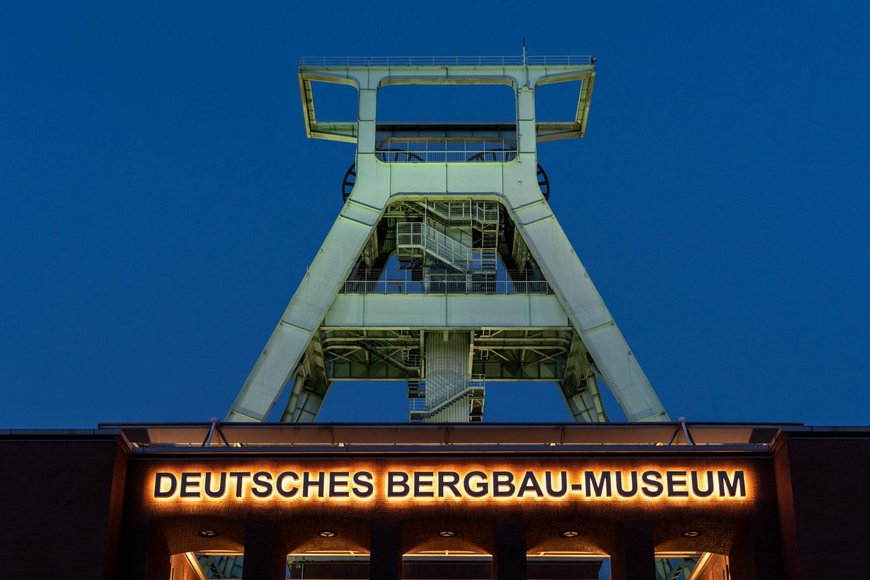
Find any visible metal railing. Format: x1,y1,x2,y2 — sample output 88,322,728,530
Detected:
377,150,517,163
470,250,498,272
397,222,471,271
425,201,500,224
472,202,500,224
340,279,552,295
109,422,790,449
376,140,517,164
409,376,486,416
409,397,428,413
300,55,595,67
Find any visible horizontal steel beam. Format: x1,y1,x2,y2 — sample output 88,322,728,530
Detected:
323,294,570,328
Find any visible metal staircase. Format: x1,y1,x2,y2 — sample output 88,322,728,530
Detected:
396,221,472,272
423,201,499,271
395,200,500,278
409,375,486,422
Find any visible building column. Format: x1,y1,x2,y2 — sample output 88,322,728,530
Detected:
119,520,169,580
729,521,784,580
610,521,654,580
370,518,402,580
242,518,286,580
493,515,526,580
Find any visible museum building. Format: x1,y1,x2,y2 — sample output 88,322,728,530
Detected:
7,52,870,580
1,421,868,579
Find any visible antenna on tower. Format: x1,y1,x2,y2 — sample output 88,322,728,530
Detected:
522,37,527,65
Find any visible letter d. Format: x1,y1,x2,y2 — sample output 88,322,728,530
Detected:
154,472,177,498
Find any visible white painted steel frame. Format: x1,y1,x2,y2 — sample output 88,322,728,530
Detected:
226,60,668,423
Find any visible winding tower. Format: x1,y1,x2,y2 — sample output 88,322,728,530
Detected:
226,55,669,424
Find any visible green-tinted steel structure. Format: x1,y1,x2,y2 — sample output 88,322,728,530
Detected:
226,56,668,424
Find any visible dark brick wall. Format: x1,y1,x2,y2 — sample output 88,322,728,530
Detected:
0,435,127,579
2,427,868,580
775,434,870,579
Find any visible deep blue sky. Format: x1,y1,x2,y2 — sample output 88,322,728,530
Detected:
1,2,868,428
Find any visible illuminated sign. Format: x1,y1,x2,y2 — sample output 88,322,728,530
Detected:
151,467,749,503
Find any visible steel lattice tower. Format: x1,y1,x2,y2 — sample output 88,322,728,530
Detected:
227,55,669,424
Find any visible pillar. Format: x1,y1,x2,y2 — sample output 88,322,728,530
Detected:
370,518,402,580
118,520,169,580
242,518,286,580
493,515,526,580
610,521,654,580
729,521,784,580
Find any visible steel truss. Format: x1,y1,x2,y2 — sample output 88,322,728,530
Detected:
227,57,668,424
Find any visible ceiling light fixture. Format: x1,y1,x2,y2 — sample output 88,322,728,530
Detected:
559,530,579,538
318,530,337,538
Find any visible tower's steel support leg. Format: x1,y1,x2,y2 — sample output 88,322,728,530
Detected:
226,196,383,422
281,371,330,423
507,200,669,422
560,332,607,422
561,376,607,423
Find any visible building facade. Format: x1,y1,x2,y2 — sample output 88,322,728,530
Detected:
2,422,868,579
